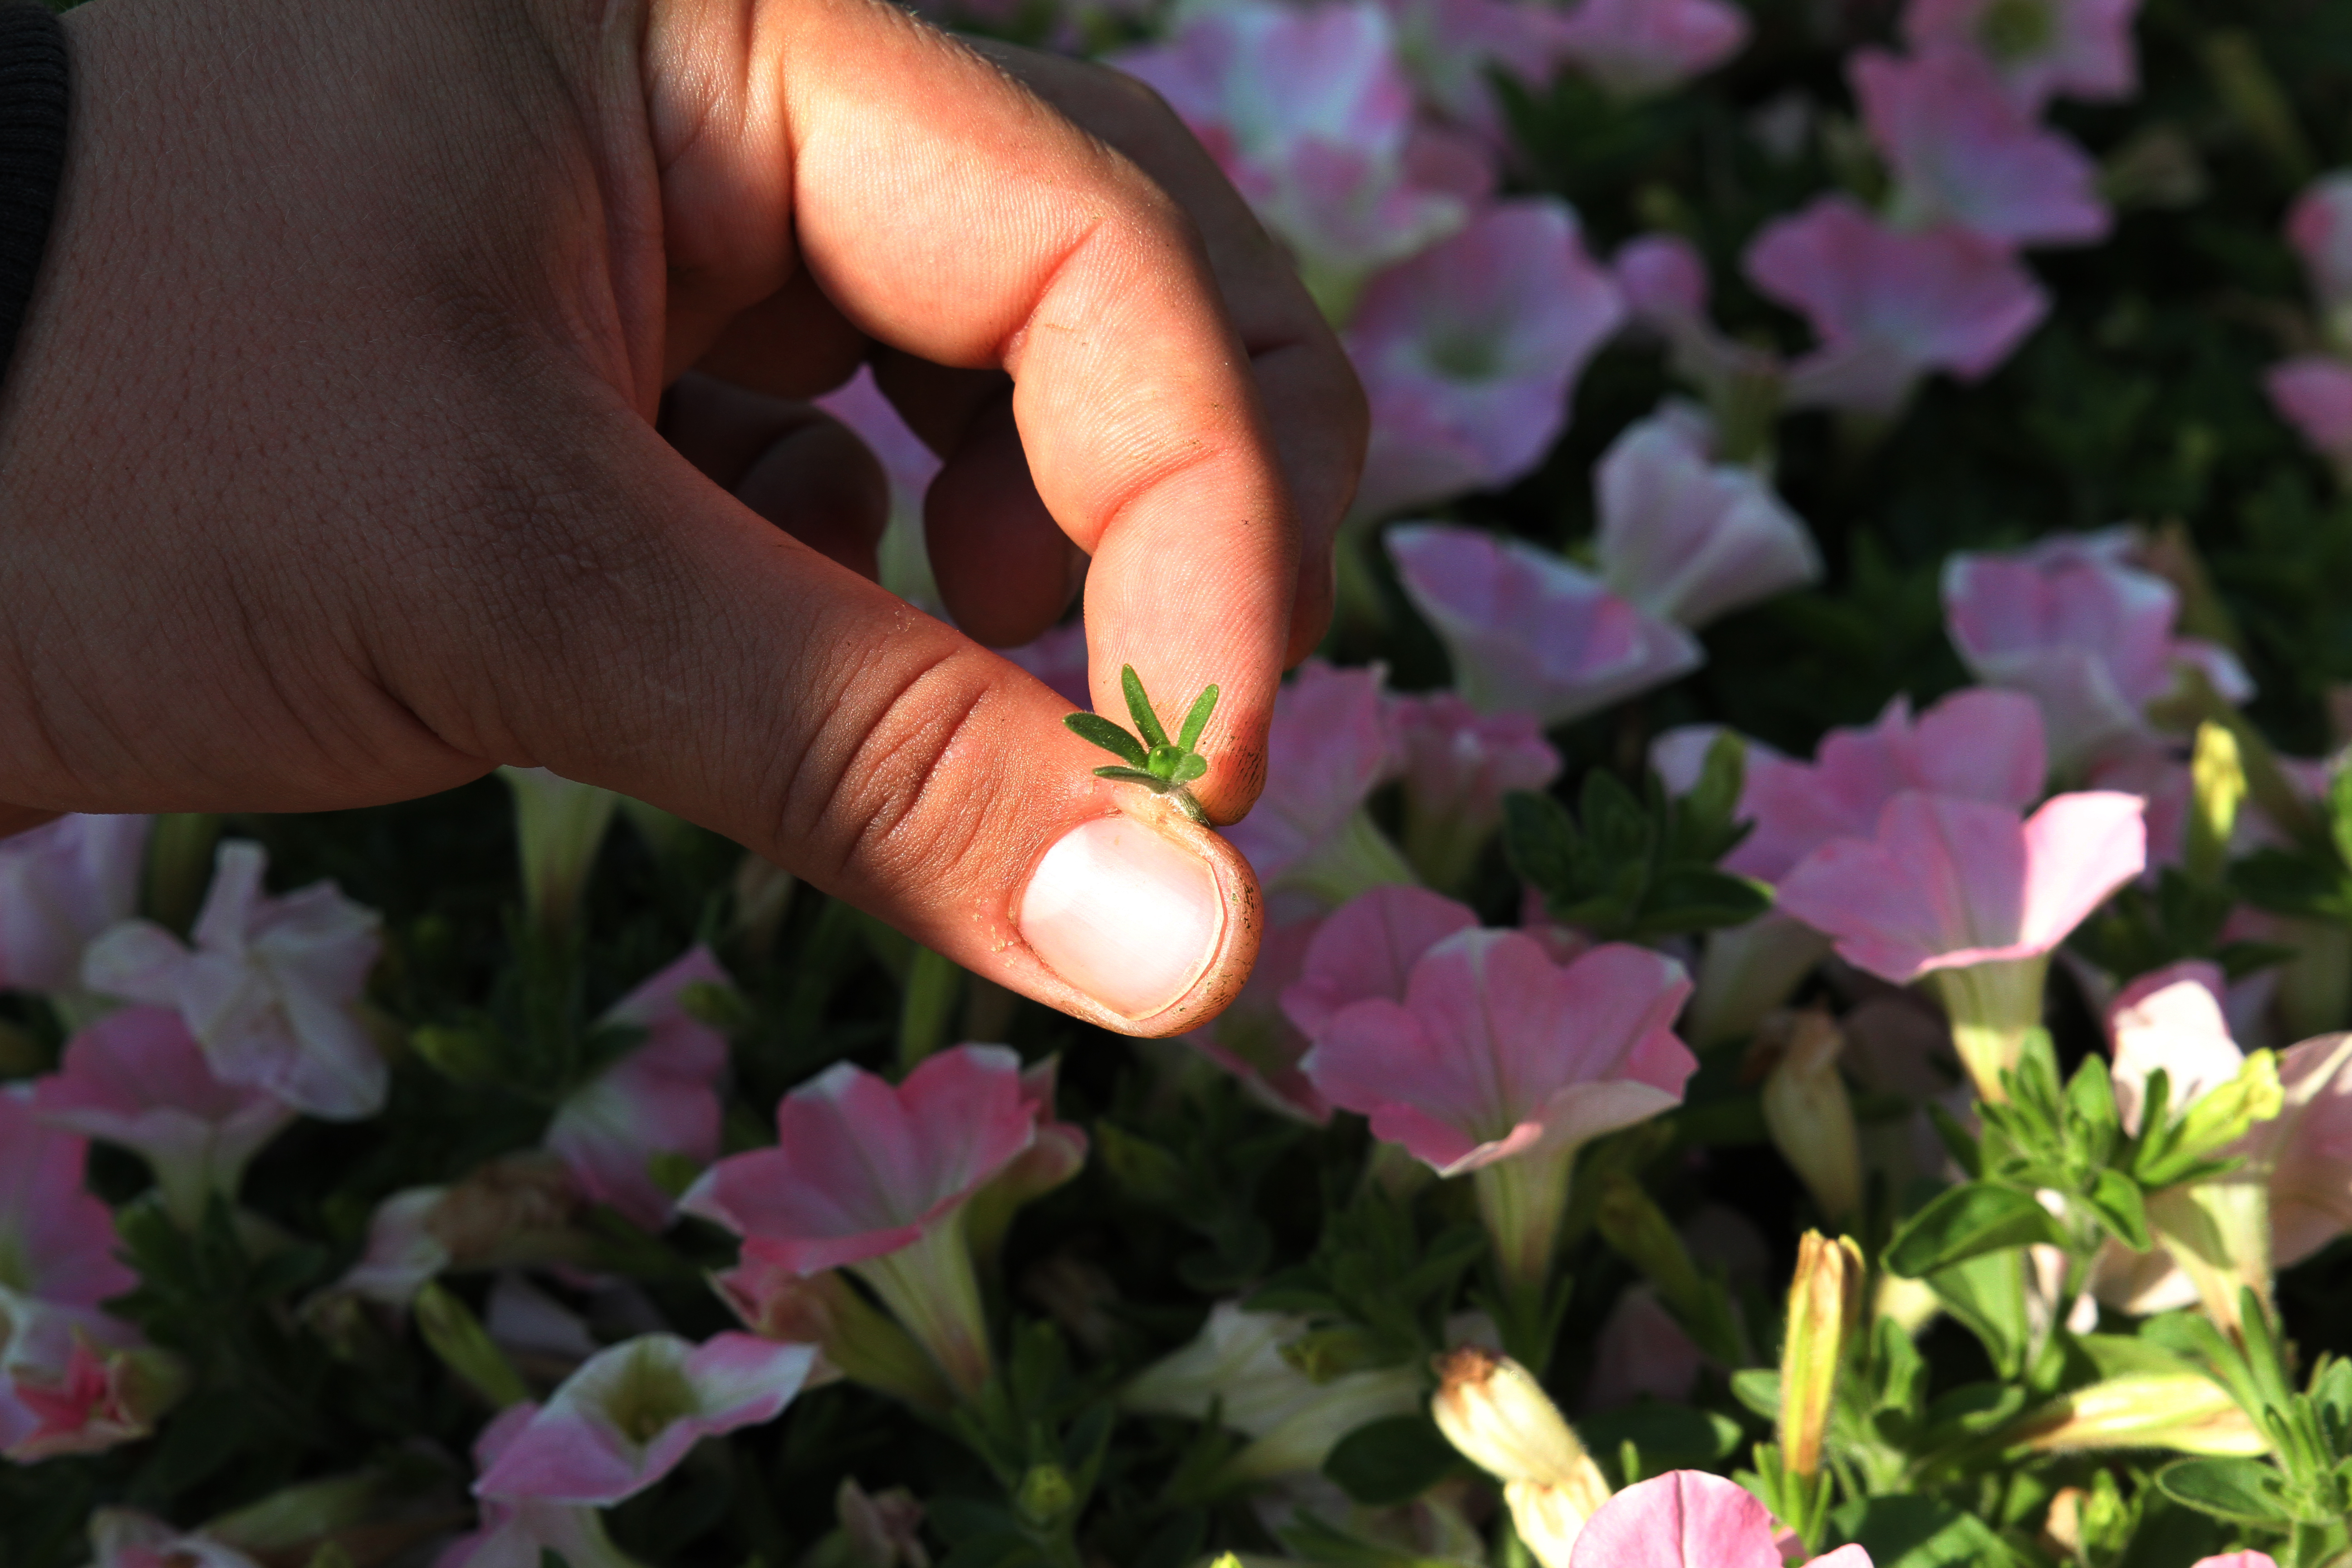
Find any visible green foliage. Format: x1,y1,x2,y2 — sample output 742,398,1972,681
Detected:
1063,667,1220,823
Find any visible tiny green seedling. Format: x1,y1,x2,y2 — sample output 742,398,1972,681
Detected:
1064,665,1220,825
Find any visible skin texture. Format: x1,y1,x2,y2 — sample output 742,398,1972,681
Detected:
0,0,1363,1034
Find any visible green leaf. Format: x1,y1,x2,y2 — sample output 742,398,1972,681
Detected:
1730,1368,1782,1421
1501,790,1582,898
1065,712,1147,768
1321,1414,1462,1505
1828,1495,2021,1568
1884,1184,2068,1278
2154,1456,2297,1527
1146,743,1185,779
1178,684,1220,753
2083,1167,2151,1251
1636,867,1774,933
1092,766,1173,790
1172,753,1207,783
1121,665,1170,750
1576,1401,1743,1476
1926,1250,2032,1378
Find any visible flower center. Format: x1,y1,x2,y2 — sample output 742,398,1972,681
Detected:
601,1344,701,1446
1977,0,2056,61
1426,329,1504,381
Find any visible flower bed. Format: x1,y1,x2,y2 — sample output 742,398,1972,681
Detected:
9,0,2352,1565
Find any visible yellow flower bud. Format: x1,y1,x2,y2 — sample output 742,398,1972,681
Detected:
1430,1347,1610,1568
1778,1231,1864,1482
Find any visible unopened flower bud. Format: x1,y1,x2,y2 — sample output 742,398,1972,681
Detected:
1758,1010,1863,1223
1778,1231,1864,1482
837,1478,930,1568
413,1281,529,1409
1014,1464,1076,1529
2004,1373,2269,1456
1430,1348,1610,1567
2186,721,2246,887
500,765,619,938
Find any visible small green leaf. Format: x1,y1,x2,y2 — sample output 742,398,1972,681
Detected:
1884,1183,2068,1278
1065,712,1147,767
2154,1456,2296,1527
1172,754,1207,783
1122,665,1170,750
2082,1168,2151,1251
1147,743,1186,779
1178,684,1220,753
1093,765,1173,791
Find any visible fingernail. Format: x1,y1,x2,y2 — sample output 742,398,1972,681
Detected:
1019,815,1222,1020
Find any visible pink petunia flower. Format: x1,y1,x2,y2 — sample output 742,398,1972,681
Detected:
1582,1284,1703,1412
1183,915,1337,1123
1852,45,2110,245
1289,887,1696,1289
0,1086,148,1459
1568,1469,1873,1566
2187,1555,2278,1568
2266,356,2352,471
327,1157,588,1311
1220,661,1413,915
33,1005,296,1229
1377,0,1574,139
681,1045,1036,1396
0,813,150,1004
1110,1,1477,311
473,1332,814,1505
1744,196,2048,415
82,840,386,1120
1388,691,1562,891
1592,409,1821,629
1777,790,2145,1098
1903,0,2141,110
1553,0,1751,99
545,948,732,1232
1388,525,1702,728
1942,530,2254,774
1348,201,1626,520
5,1334,186,1462
2287,172,2352,334
436,1404,645,1568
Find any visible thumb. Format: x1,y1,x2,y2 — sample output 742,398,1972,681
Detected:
457,409,1261,1036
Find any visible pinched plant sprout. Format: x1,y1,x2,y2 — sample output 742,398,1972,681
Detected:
1063,665,1220,825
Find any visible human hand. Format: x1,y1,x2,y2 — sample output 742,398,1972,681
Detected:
0,0,1365,1034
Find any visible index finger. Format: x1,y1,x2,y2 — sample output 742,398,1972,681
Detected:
645,0,1298,819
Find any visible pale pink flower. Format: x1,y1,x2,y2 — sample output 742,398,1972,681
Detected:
1779,791,2143,985
82,840,386,1120
1221,661,1413,912
2106,961,2247,1133
1389,525,1702,727
1378,0,1573,138
2287,173,2352,323
545,948,732,1231
1582,1284,1702,1411
1592,409,1820,629
0,813,150,1001
681,1045,1035,1396
1687,688,2049,884
1553,0,1751,98
1183,916,1336,1124
4,1335,185,1461
1388,691,1562,890
1777,790,2144,1096
1942,532,2253,772
1903,0,2140,109
327,1157,587,1310
1852,45,2109,245
90,1510,265,1568
1568,1470,1873,1567
436,1404,643,1568
2188,1554,2278,1568
2266,357,2352,468
1292,888,1695,1286
1005,619,1091,710
0,1086,147,1459
1744,196,2048,414
1612,235,1782,404
474,1331,814,1504
33,1005,296,1228
1348,201,1626,520
2270,1036,2352,1266
1110,2,1475,308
